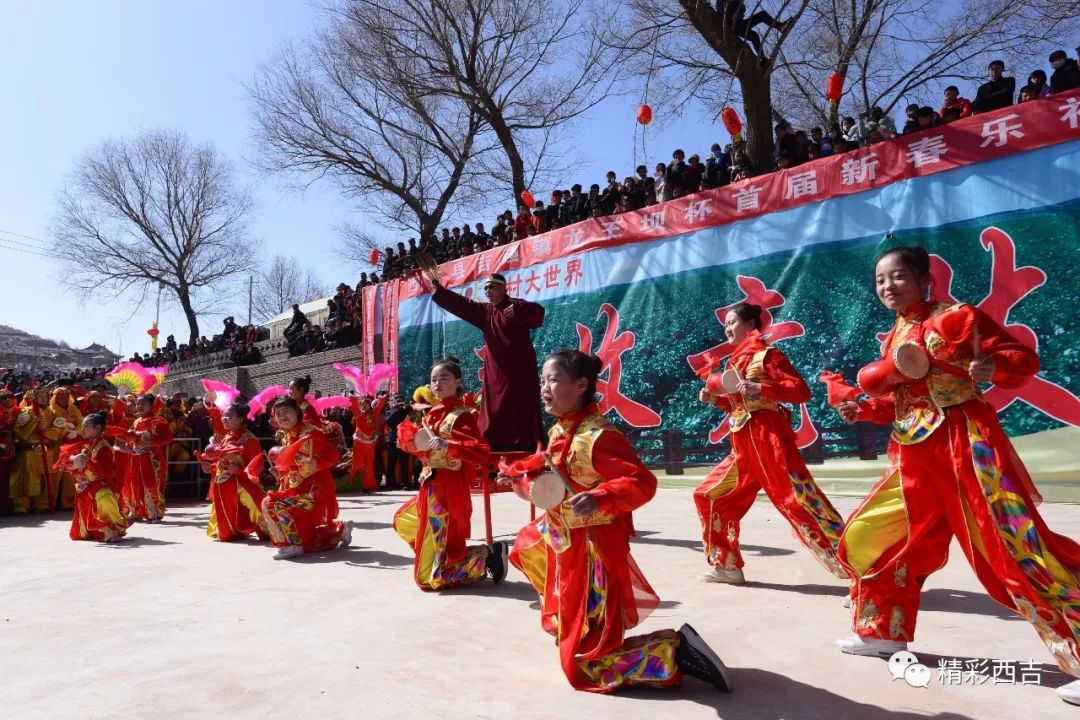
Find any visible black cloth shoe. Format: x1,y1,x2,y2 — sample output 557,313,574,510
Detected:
676,623,732,692
486,540,508,584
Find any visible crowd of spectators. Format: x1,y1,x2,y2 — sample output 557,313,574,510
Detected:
378,50,1080,278
128,317,270,368
0,366,109,395
283,281,369,357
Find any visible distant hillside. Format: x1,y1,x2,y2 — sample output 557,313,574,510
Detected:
0,325,120,370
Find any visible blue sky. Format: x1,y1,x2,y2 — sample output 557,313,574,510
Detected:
0,0,725,359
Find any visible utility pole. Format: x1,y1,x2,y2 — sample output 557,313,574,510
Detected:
247,275,253,325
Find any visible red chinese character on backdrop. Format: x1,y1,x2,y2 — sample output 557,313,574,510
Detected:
524,269,542,294
544,264,560,289
576,303,662,427
686,275,819,447
929,226,1080,426
505,274,522,296
564,259,583,287
474,346,487,387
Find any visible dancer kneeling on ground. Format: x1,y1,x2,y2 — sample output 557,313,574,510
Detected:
833,246,1080,707
392,356,508,590
201,402,268,542
260,397,352,560
506,349,732,693
61,411,127,543
694,302,846,584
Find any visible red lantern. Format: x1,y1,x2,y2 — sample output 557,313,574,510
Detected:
826,72,844,102
636,103,653,125
520,190,535,209
147,326,159,339
720,107,742,137
369,248,380,266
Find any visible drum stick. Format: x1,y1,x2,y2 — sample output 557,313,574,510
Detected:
540,451,577,497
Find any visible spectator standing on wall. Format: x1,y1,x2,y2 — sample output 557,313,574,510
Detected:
1027,70,1051,98
546,191,563,230
901,105,920,134
774,121,798,159
1049,50,1080,93
939,87,972,121
636,164,655,200
666,149,687,198
654,163,670,203
684,154,705,194
972,60,1015,113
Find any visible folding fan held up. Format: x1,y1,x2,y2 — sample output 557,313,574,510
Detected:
315,395,351,414
201,379,241,412
333,362,397,396
247,385,288,420
145,365,169,394
105,362,155,397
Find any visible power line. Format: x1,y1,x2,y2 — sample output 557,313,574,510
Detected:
0,243,51,260
0,227,51,250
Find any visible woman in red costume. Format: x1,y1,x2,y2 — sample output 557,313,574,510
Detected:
392,357,507,590
833,246,1080,708
287,375,322,427
506,350,731,694
259,397,352,560
59,412,127,543
200,402,267,542
122,394,172,523
348,392,387,492
693,302,846,584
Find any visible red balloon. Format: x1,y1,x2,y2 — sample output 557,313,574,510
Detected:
520,190,535,208
721,107,742,137
636,103,653,125
826,72,844,101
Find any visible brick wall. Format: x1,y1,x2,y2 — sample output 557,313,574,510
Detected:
162,340,362,398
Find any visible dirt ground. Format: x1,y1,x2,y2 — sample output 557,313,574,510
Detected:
1,489,1077,720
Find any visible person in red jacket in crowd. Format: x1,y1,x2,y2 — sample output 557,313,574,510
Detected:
939,85,972,120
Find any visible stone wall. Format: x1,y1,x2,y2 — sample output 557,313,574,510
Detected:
162,340,362,398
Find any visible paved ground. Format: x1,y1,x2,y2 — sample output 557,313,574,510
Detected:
2,489,1077,720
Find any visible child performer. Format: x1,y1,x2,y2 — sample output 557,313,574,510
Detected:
348,392,387,492
61,412,127,543
260,397,352,560
693,302,846,583
122,394,172,523
833,246,1080,707
287,375,322,426
200,402,268,542
506,350,731,694
392,357,507,590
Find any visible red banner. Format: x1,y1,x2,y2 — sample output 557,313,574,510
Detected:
361,284,378,374
382,280,399,392
396,89,1080,302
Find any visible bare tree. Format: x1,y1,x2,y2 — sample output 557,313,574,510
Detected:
774,0,1080,129
51,130,253,345
250,16,487,241
344,0,619,205
606,0,807,174
252,255,325,321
